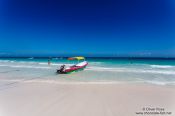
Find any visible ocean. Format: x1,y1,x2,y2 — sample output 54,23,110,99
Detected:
0,57,175,85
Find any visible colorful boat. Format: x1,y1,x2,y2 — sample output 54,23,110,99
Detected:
57,57,88,74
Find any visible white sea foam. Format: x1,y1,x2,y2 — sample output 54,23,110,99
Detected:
90,62,103,65
0,64,51,69
51,63,61,66
0,60,74,69
28,57,34,59
11,65,51,69
144,81,175,86
39,63,48,65
38,62,73,66
0,60,10,62
1,79,175,86
150,65,174,69
0,64,8,67
0,79,126,85
86,66,175,75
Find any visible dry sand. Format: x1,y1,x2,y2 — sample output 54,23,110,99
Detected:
0,81,175,116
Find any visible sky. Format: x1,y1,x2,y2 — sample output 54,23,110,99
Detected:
0,0,175,57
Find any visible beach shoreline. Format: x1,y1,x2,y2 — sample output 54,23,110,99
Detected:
0,58,175,116
0,80,174,116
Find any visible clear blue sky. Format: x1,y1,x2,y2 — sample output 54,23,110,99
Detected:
0,0,175,57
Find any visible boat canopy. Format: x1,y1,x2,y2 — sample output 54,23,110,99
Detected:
68,57,85,60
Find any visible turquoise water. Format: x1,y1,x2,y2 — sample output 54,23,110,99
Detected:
0,57,175,85
1,57,175,66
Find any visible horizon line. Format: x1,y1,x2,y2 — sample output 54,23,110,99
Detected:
0,56,175,59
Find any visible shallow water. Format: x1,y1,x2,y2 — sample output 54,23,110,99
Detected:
0,57,175,85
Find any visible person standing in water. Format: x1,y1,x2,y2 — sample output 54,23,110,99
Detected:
48,58,51,65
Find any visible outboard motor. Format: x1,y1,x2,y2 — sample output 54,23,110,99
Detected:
57,65,65,74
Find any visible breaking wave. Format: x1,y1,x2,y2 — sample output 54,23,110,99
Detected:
86,66,175,75
150,65,174,69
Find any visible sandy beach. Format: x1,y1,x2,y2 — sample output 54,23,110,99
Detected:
0,81,174,116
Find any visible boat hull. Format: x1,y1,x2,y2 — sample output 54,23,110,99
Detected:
57,61,88,74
